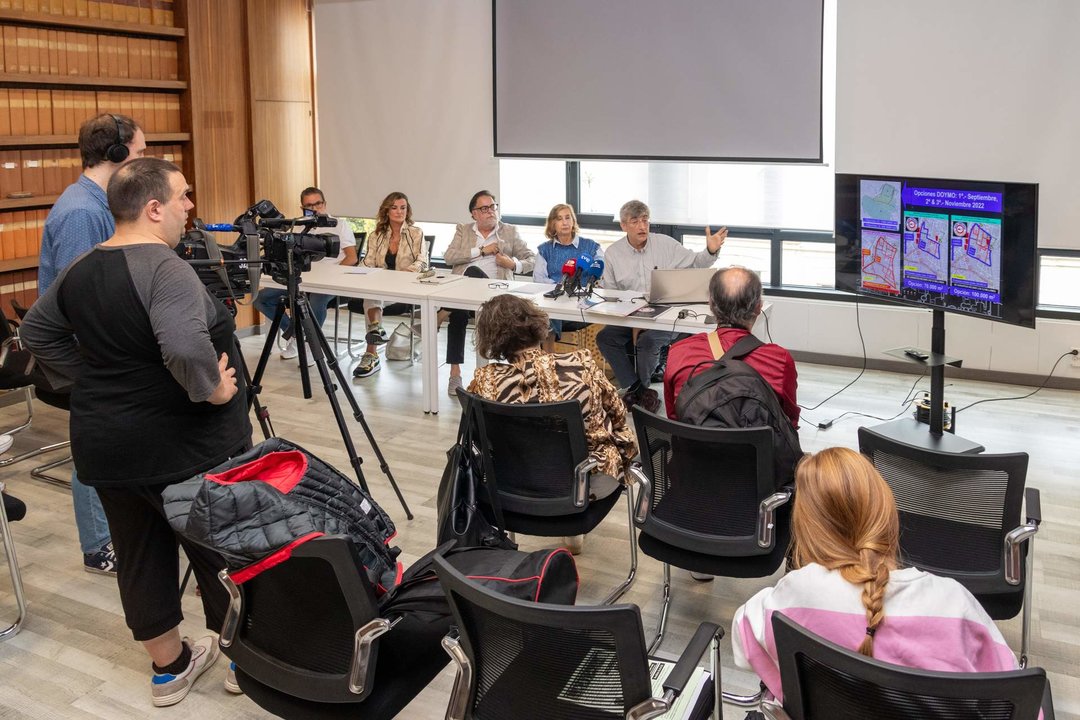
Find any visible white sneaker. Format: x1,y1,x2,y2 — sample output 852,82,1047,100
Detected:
280,337,298,360
224,661,243,695
150,636,220,707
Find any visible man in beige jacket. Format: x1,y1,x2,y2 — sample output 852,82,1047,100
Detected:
442,190,535,396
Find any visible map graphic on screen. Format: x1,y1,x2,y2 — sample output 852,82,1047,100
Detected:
902,211,949,292
860,180,902,232
861,229,901,294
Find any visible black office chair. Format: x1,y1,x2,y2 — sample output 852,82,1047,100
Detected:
0,485,27,641
630,406,793,657
0,305,73,483
217,535,451,719
433,553,722,720
858,426,1042,667
762,612,1054,720
463,390,638,604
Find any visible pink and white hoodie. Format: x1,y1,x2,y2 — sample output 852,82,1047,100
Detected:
732,563,1018,702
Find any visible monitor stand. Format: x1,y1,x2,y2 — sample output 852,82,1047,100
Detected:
871,309,984,454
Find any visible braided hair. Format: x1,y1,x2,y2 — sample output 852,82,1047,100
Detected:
790,447,900,657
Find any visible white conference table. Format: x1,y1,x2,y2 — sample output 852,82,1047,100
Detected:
270,265,738,414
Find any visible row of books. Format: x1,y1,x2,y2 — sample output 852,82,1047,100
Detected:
0,142,183,203
0,269,38,317
0,88,181,135
0,0,175,26
1,25,179,80
0,209,45,260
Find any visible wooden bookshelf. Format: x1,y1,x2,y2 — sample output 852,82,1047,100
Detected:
0,193,60,210
0,73,186,91
0,1,188,312
0,10,185,38
0,132,190,148
0,256,40,272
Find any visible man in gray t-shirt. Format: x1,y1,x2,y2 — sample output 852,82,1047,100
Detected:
596,199,726,412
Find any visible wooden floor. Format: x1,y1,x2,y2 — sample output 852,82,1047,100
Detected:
0,317,1077,719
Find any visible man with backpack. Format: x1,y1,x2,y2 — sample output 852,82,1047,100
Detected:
664,267,801,482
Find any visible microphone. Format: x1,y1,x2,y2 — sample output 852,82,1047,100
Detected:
543,258,578,298
583,258,604,296
568,253,592,296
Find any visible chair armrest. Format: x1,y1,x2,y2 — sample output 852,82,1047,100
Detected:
217,569,242,648
1004,487,1041,586
573,457,600,508
348,616,398,695
663,621,723,697
757,485,794,549
1025,487,1042,526
761,699,792,720
442,633,473,720
626,463,651,524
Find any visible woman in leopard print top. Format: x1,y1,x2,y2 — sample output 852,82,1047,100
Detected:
467,294,636,479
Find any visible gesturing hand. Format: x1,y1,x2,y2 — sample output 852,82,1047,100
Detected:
495,252,516,270
207,352,238,405
705,225,728,254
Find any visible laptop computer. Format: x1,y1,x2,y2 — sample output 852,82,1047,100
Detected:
647,268,717,304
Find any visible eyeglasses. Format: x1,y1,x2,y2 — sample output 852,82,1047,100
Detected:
302,199,326,211
487,281,509,290
472,203,499,214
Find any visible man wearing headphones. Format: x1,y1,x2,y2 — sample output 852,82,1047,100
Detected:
37,113,146,576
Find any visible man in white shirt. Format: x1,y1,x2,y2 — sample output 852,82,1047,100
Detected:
597,199,726,411
441,190,535,396
252,187,357,365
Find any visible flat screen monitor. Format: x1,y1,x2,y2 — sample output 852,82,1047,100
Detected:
835,174,1039,328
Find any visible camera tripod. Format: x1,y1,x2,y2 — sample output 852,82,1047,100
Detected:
245,270,413,520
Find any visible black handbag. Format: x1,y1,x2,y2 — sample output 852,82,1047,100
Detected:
436,399,517,551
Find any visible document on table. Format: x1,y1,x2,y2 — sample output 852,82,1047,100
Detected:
581,298,647,317
345,267,383,275
510,282,554,295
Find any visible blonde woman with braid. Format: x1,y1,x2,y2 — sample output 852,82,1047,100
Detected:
731,447,1019,703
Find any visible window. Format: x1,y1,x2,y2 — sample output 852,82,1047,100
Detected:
414,221,458,261
499,159,566,217
683,235,772,284
782,240,835,289
1039,254,1080,309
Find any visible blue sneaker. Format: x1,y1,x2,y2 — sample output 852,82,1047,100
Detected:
224,661,243,695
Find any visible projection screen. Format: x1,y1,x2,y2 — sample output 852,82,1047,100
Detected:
493,0,824,163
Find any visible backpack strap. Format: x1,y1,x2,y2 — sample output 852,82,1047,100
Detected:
726,332,764,360
706,330,724,360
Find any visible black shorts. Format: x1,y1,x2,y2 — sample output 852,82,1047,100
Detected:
96,482,229,642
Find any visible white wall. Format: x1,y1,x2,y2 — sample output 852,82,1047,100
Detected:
835,0,1079,250
823,0,1079,377
764,297,1080,381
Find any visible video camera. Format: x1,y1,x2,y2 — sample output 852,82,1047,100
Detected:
175,198,340,310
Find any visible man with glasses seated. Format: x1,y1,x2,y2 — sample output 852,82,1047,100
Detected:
441,190,534,397
596,199,726,413
252,186,357,366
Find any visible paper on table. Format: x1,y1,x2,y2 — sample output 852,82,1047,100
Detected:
345,267,383,275
583,299,647,317
510,282,554,295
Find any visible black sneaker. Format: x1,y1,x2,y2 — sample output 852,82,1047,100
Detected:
365,325,388,346
84,541,117,576
353,352,381,378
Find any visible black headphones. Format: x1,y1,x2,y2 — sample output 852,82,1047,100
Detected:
105,114,130,164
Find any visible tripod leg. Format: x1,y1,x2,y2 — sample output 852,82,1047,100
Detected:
299,297,414,520
235,335,273,439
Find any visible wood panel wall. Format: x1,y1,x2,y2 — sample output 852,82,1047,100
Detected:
246,0,314,217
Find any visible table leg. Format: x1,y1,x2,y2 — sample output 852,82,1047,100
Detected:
421,298,439,414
